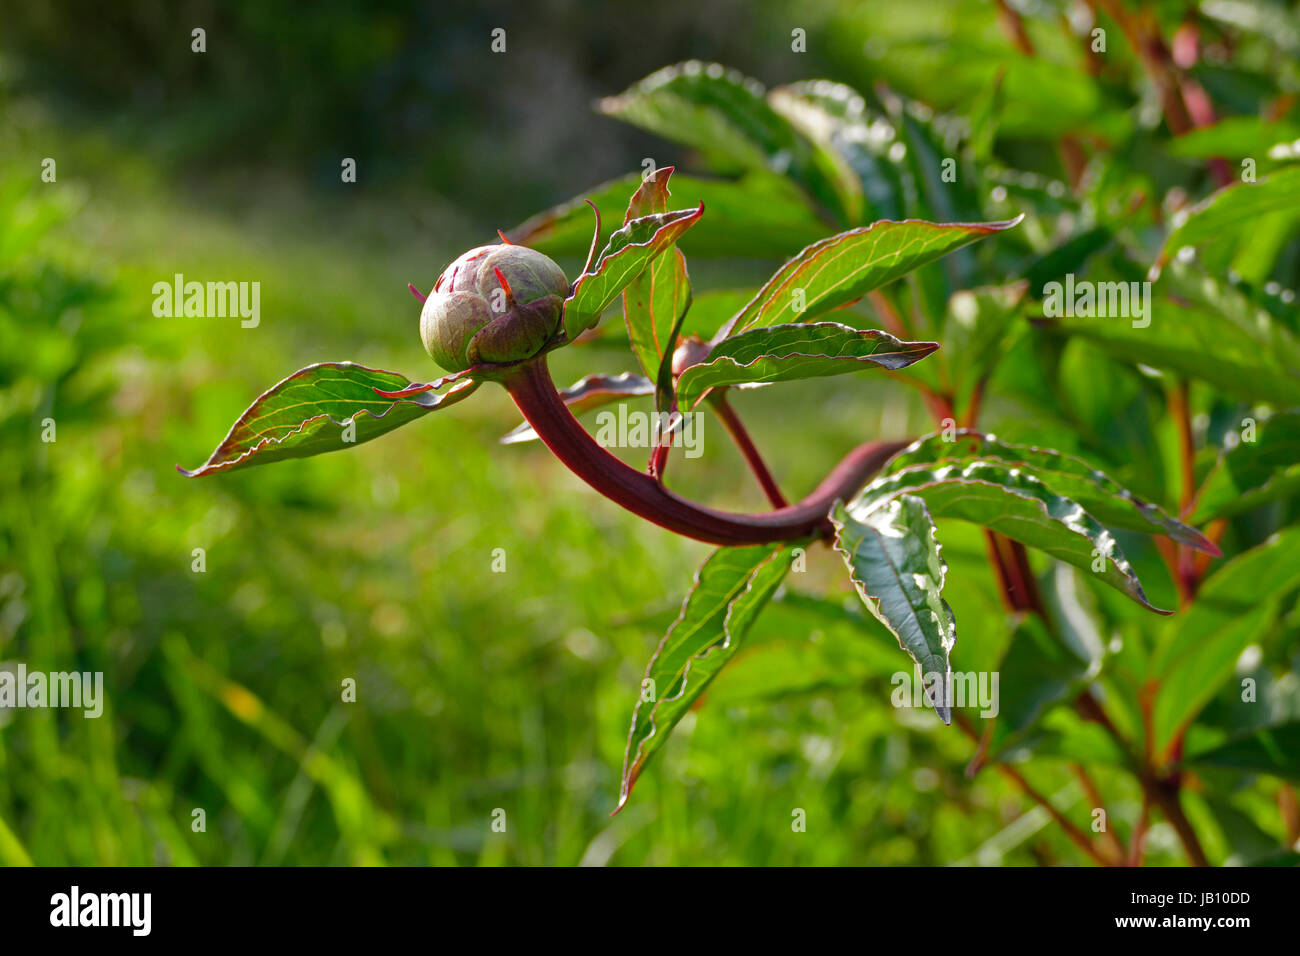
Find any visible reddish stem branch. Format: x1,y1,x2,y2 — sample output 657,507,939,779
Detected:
502,357,907,546
1078,688,1210,867
1073,763,1126,862
1090,0,1231,186
1168,378,1202,602
956,714,1118,866
1140,771,1210,867
709,393,788,508
1127,799,1150,866
985,531,1043,614
866,290,909,340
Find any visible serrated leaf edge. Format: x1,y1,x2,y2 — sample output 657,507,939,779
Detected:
829,496,955,723
616,545,788,810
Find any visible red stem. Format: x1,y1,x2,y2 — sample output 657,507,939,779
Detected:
502,357,907,546
709,393,788,508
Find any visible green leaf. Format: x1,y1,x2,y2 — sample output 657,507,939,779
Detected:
1150,527,1300,756
678,289,756,340
1184,722,1300,782
1191,411,1300,522
968,67,1006,164
703,592,902,704
178,363,478,477
885,431,1218,553
616,543,794,811
717,216,1022,339
675,321,938,410
1043,278,1300,407
767,82,866,224
853,459,1168,613
563,204,703,337
509,172,827,260
988,614,1102,757
764,80,908,221
1168,117,1300,162
622,166,671,222
940,282,1028,410
830,495,955,723
1023,226,1115,299
888,93,984,237
620,168,694,381
500,371,653,444
597,62,852,222
1160,166,1300,266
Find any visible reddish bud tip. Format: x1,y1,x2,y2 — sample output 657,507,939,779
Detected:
373,383,435,399
493,266,515,303
408,283,428,303
496,229,512,245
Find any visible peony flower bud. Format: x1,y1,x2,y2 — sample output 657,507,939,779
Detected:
671,334,712,377
420,244,568,372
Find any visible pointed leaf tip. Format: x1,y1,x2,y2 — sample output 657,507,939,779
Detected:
180,363,477,477
831,497,956,724
676,323,939,410
617,544,794,810
885,431,1221,560
717,217,1024,339
564,202,706,337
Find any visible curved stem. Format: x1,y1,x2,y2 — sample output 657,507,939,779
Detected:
502,357,908,546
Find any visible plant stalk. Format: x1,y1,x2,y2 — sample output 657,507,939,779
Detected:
502,357,908,546
708,392,788,508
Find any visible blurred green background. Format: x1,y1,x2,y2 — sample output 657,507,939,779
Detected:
1,0,1274,866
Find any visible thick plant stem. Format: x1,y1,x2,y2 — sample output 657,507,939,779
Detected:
1168,378,1202,601
1140,771,1210,867
502,357,908,546
709,393,788,508
986,532,1043,613
1128,799,1150,866
1073,763,1126,862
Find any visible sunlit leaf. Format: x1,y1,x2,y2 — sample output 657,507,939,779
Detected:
675,321,937,410
563,205,703,337
616,543,794,811
1191,411,1300,522
620,168,693,381
717,216,1022,339
598,61,852,222
885,430,1218,553
178,363,478,477
767,80,907,221
830,495,955,722
852,460,1168,613
767,82,866,224
1150,527,1300,756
